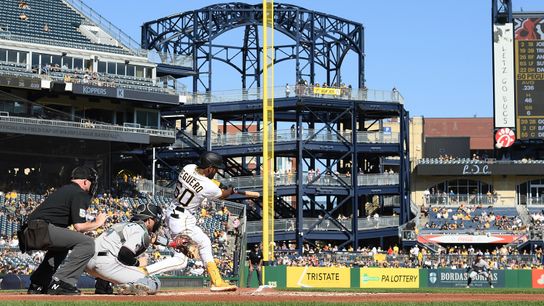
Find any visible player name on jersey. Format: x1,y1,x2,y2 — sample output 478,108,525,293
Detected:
180,170,204,193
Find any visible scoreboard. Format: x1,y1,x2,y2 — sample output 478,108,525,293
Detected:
514,17,544,140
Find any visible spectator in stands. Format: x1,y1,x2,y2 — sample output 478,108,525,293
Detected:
9,235,18,248
391,87,399,101
18,1,29,9
19,13,29,21
43,23,50,32
285,83,291,97
189,261,205,276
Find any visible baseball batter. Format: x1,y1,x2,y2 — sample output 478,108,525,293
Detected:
145,151,237,292
85,204,163,295
466,254,493,288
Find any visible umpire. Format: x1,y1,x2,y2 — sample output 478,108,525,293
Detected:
247,244,263,287
24,166,107,295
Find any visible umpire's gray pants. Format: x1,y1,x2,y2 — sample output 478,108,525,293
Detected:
30,224,94,287
247,265,262,287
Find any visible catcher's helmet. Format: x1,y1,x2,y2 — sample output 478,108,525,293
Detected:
133,204,163,233
196,151,226,169
71,166,98,197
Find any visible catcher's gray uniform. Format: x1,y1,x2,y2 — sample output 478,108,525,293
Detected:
86,221,160,294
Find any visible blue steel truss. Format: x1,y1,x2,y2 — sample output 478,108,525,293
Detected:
492,0,512,24
142,2,364,92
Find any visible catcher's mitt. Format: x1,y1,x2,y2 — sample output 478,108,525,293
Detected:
168,234,199,259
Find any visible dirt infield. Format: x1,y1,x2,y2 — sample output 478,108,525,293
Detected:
1,288,544,303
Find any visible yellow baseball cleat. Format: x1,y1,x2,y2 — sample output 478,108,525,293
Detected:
210,281,237,292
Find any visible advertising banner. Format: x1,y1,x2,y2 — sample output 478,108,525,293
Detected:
493,23,515,128
427,269,504,288
71,84,180,104
313,87,341,95
359,268,419,288
286,266,351,288
532,269,544,288
418,234,522,244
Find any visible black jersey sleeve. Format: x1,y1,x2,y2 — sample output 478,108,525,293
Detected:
70,191,91,224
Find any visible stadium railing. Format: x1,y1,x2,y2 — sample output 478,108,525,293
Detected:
176,129,400,148
417,158,544,165
220,172,398,187
0,32,130,55
272,251,540,269
245,216,399,234
0,113,175,138
186,85,404,104
424,195,516,206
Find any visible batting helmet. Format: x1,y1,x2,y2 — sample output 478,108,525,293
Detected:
196,151,226,169
133,204,163,233
71,166,98,197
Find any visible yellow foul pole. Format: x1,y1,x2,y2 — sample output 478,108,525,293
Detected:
262,0,275,276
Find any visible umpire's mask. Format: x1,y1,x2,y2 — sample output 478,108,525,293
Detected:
71,166,98,197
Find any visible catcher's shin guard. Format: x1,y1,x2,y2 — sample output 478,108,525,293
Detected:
207,261,237,292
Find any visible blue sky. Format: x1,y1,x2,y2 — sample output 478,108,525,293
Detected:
85,0,543,118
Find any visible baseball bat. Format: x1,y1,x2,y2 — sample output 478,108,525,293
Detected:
235,189,260,198
212,179,260,198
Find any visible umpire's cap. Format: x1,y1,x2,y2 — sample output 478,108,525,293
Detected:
196,151,226,169
71,166,98,197
133,204,163,233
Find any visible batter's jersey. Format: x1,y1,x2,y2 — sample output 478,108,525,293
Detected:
172,164,222,215
94,221,150,257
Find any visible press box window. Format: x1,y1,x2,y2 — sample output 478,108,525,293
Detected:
135,110,159,128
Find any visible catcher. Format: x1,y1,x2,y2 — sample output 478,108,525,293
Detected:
85,204,163,295
144,151,237,292
466,254,494,288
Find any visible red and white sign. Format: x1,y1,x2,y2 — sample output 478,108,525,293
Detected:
495,127,515,148
418,234,524,244
532,270,544,288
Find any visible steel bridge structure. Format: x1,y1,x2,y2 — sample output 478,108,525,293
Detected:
141,2,411,252
142,2,364,92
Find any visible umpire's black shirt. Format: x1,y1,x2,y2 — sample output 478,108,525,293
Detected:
28,183,90,228
248,248,263,265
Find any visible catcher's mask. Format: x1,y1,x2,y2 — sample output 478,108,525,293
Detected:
133,203,163,233
71,166,98,197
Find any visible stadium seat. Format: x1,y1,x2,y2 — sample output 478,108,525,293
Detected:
0,0,131,54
